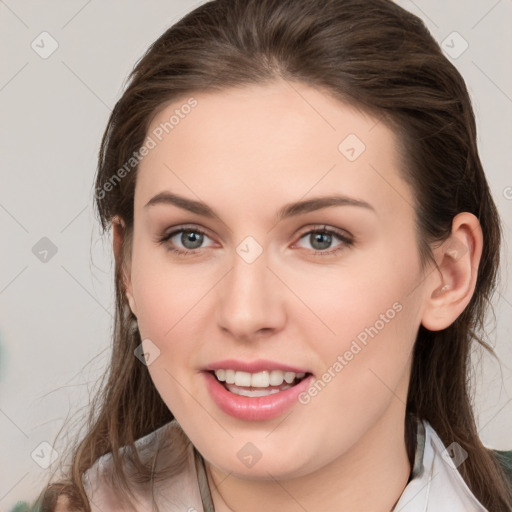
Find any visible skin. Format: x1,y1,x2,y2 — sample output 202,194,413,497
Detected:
113,79,483,512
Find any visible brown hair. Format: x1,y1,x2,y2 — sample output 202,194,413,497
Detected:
34,0,512,510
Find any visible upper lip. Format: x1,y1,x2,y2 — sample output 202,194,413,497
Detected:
203,359,311,374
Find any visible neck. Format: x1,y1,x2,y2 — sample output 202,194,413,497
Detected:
205,406,414,512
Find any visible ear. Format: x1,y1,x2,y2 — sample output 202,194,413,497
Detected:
112,216,137,317
421,212,483,331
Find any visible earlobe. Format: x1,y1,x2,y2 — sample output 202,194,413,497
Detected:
112,216,137,317
421,212,483,331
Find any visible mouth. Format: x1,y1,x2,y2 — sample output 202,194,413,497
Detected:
203,367,315,421
207,369,313,397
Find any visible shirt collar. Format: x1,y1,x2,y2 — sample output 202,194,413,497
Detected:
391,418,487,511
195,417,488,512
82,416,488,511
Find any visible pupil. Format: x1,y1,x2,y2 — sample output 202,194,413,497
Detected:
312,232,331,250
182,231,203,249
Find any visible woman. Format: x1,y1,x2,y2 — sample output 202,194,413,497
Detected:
27,0,512,510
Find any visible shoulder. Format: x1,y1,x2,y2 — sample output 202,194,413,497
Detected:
82,419,203,511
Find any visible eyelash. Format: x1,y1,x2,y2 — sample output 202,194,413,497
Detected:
156,224,354,257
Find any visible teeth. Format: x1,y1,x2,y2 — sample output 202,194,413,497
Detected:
269,370,284,386
284,371,296,384
214,369,307,388
234,371,252,387
226,384,292,397
251,371,270,387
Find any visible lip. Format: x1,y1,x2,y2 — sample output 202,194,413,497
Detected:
203,359,310,374
203,370,314,421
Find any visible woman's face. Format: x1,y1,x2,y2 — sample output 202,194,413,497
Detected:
123,80,431,479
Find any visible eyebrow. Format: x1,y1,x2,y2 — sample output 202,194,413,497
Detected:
144,191,375,221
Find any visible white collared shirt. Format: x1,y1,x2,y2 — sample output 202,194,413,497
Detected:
393,420,487,511
83,418,488,511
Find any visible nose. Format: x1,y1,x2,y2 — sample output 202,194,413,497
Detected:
215,247,286,341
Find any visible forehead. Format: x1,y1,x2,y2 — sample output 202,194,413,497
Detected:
145,80,391,157
135,80,413,221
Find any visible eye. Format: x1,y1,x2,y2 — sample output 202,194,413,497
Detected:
157,224,354,257
294,225,353,255
157,225,216,256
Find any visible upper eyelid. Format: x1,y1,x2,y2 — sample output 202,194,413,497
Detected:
296,225,350,238
164,224,212,238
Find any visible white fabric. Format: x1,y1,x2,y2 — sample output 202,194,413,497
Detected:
83,419,487,511
393,421,487,511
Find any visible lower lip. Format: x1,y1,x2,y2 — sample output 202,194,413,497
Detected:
203,371,314,421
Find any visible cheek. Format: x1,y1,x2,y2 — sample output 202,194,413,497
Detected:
129,251,217,410
295,284,419,457
289,243,421,404
130,242,211,339
287,248,417,351
131,255,210,415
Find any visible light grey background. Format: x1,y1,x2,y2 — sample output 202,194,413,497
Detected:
1,0,511,507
